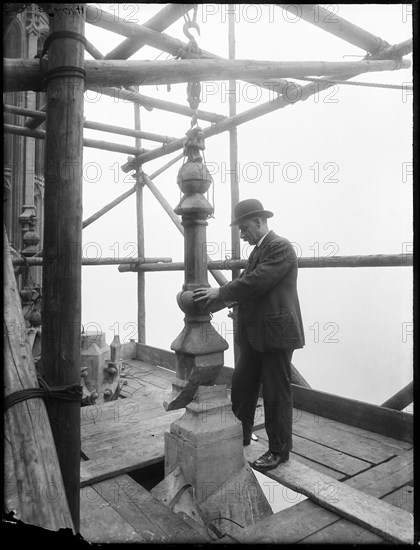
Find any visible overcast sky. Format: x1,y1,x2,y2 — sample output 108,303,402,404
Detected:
80,4,413,406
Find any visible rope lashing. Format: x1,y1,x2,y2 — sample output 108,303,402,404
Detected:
4,374,83,411
39,31,87,58
37,31,87,88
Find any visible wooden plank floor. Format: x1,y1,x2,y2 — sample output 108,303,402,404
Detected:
80,359,413,544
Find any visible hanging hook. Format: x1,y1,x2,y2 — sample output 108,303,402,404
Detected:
183,20,200,41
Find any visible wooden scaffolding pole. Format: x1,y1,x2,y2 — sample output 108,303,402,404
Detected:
134,104,146,344
3,104,176,143
118,253,414,272
3,57,411,93
381,381,413,411
277,4,391,54
104,4,191,60
228,7,240,281
84,41,226,125
123,72,362,167
82,153,184,229
39,3,85,531
4,123,145,156
228,5,240,367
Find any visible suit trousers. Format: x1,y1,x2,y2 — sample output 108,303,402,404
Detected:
231,338,294,454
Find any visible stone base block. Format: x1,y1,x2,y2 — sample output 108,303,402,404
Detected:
199,463,273,532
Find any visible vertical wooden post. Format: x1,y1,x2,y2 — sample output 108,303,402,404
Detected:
228,5,240,364
134,102,146,343
40,3,85,532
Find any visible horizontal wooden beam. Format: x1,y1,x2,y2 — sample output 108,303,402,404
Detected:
118,254,413,272
4,123,144,156
5,104,176,143
98,87,226,123
84,36,227,125
4,102,204,141
3,57,410,92
84,120,176,144
12,257,173,267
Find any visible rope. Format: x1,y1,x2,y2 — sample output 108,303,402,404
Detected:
43,65,87,86
4,374,83,411
40,31,87,57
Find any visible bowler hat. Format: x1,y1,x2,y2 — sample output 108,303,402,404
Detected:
230,199,273,226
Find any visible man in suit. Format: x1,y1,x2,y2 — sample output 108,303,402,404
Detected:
193,199,305,471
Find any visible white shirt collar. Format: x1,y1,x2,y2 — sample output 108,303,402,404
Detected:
257,231,269,247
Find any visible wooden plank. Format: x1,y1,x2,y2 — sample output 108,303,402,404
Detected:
257,430,371,476
80,411,183,486
311,412,412,452
216,497,373,544
3,426,19,516
81,403,171,441
383,484,414,513
237,445,413,544
81,395,155,426
296,517,387,544
346,450,413,497
90,475,207,543
255,405,405,465
82,409,182,460
303,484,414,544
80,484,145,543
292,409,409,463
81,378,168,426
3,229,74,531
292,385,413,443
122,359,175,388
289,452,345,481
243,442,413,544
299,453,414,543
135,343,177,369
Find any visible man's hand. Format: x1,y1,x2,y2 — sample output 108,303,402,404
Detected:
193,287,222,311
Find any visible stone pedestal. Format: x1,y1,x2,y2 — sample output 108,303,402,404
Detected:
157,385,272,534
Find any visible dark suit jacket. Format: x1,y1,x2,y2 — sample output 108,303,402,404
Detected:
219,231,305,352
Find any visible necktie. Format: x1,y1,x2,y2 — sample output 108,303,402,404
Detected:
245,246,259,274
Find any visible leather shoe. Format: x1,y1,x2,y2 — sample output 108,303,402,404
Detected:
243,439,251,447
253,450,289,471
